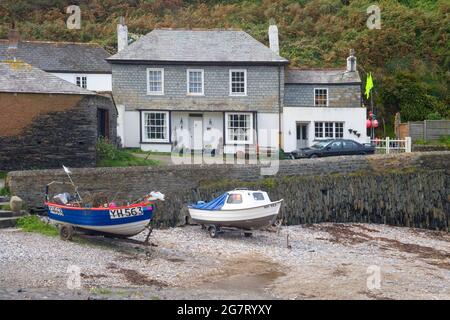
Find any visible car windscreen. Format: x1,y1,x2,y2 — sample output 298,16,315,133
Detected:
310,141,330,149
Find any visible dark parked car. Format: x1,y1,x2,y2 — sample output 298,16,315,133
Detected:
287,139,375,159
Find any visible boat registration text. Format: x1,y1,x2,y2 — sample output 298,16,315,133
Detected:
110,207,144,219
48,206,64,216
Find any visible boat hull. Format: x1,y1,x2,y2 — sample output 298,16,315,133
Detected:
46,202,154,237
188,200,282,230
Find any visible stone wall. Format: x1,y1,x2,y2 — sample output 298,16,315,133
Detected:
112,64,284,113
413,145,450,152
284,83,361,107
6,152,450,230
0,94,117,171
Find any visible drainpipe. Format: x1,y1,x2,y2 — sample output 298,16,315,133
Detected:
278,65,282,152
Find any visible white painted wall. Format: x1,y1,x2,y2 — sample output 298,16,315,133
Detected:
171,112,223,150
257,113,279,149
282,107,368,152
116,104,125,147
141,143,172,153
51,73,112,91
123,111,140,148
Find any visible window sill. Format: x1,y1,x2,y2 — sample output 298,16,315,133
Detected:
146,92,165,96
140,141,171,144
229,93,247,97
187,93,205,96
225,141,253,145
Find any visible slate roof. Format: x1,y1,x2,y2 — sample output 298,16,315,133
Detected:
108,29,288,64
0,40,111,73
286,68,361,84
0,61,95,95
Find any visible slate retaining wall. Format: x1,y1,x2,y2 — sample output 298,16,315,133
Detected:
6,152,450,230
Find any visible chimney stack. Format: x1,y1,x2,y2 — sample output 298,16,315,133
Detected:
8,29,20,50
346,49,357,72
268,21,279,55
117,16,128,53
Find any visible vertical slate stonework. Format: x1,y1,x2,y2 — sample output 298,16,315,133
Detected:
0,95,116,170
6,152,450,231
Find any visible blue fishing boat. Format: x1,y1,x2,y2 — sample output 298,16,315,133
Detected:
44,166,164,240
45,201,155,238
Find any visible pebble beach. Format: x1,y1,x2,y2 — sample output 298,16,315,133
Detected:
0,223,449,300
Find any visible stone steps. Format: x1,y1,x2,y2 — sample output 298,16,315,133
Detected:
0,210,14,218
0,216,21,229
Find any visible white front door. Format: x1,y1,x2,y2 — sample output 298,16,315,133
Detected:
189,115,203,152
296,123,309,149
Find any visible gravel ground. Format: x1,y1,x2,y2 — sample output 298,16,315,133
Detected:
0,223,449,300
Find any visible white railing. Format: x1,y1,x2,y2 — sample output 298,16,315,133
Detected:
370,137,412,154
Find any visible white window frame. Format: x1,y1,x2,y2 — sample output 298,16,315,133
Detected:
335,122,344,138
314,121,345,139
141,111,170,143
146,68,164,95
314,88,328,107
186,69,204,96
75,75,87,89
229,69,247,96
225,112,253,145
314,122,324,139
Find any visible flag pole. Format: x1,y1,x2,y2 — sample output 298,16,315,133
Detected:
371,92,374,140
63,166,83,203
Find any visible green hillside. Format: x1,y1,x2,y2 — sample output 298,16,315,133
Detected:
1,0,448,136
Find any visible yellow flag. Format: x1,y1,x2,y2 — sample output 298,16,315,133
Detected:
365,73,374,99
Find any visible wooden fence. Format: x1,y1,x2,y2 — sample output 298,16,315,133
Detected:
396,120,450,142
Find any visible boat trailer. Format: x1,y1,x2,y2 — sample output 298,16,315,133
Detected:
201,224,253,238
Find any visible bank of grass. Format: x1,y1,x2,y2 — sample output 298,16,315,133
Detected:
0,188,9,196
16,216,58,237
96,139,160,167
415,136,450,147
127,148,172,156
0,171,10,196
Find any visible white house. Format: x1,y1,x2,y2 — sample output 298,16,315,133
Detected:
108,21,367,154
108,24,288,153
0,29,112,92
282,55,367,152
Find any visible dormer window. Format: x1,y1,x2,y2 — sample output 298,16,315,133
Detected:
147,68,164,95
75,76,87,89
314,88,328,106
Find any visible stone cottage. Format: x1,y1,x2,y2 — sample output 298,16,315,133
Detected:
0,61,117,170
109,22,367,155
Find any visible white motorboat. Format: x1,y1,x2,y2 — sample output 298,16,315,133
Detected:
188,189,283,237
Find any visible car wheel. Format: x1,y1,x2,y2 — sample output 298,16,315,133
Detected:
310,154,318,158
359,152,366,155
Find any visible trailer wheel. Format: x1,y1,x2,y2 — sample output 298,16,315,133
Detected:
59,225,74,241
244,232,252,238
208,225,218,238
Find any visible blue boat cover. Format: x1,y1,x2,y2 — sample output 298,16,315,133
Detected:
190,193,228,210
